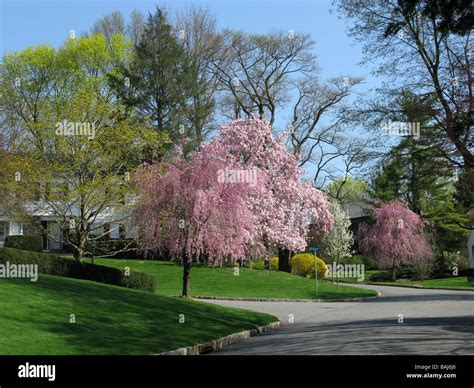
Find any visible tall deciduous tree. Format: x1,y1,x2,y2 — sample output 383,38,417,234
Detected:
212,29,368,185
327,176,368,206
174,6,222,144
336,0,473,193
0,34,167,262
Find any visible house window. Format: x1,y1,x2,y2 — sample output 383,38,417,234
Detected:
110,224,120,239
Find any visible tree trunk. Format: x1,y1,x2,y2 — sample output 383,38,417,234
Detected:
74,235,86,263
182,256,191,297
391,266,397,282
277,247,291,273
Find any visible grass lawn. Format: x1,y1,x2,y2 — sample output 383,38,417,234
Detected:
332,270,381,284
336,269,473,290
82,258,377,300
0,275,277,355
374,276,474,289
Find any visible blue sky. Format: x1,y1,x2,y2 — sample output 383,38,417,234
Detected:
0,0,378,89
0,0,382,182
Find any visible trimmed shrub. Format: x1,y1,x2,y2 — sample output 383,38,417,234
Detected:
4,235,43,252
396,265,417,279
269,256,278,270
368,271,392,282
247,259,265,270
290,253,328,279
0,247,156,293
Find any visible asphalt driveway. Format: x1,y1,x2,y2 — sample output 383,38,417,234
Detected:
204,284,474,354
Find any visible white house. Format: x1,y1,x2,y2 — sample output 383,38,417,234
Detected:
0,192,135,252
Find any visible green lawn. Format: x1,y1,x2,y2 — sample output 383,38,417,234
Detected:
82,258,377,300
335,269,474,290
332,270,381,284
0,275,277,355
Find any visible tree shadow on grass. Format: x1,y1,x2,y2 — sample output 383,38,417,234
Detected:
3,276,274,355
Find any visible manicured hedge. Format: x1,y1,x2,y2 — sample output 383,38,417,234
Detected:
0,247,156,293
4,235,43,252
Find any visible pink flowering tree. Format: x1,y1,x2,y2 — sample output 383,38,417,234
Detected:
133,145,259,297
359,200,433,281
210,119,333,272
133,119,333,296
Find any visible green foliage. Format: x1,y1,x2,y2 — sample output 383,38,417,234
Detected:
0,248,156,293
108,7,212,149
436,251,460,274
290,253,328,279
341,255,376,270
247,259,265,270
327,176,368,205
422,187,469,253
438,251,470,272
370,91,468,252
368,271,393,282
4,235,42,252
409,257,436,281
0,34,169,262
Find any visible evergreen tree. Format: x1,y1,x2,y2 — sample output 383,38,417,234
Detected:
109,8,211,152
371,92,468,252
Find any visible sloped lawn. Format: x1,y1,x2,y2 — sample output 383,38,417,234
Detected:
0,275,276,355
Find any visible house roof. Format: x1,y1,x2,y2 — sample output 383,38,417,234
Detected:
342,201,374,220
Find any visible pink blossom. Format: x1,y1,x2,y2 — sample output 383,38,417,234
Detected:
133,119,333,267
359,200,433,270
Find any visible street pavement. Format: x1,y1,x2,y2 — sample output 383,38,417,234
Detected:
204,284,474,354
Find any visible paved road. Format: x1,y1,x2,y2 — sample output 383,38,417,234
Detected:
204,284,474,354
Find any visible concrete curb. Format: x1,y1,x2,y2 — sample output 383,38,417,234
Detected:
156,321,281,355
193,293,381,303
365,282,474,292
